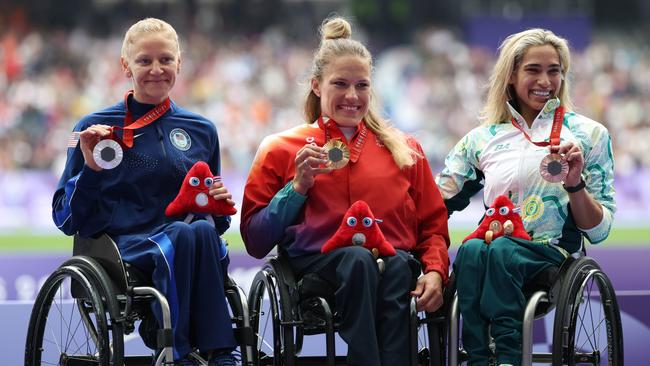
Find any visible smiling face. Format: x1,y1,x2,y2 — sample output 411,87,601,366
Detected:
312,55,371,128
121,32,180,104
509,44,563,124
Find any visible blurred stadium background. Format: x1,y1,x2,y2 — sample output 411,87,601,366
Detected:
1,0,650,363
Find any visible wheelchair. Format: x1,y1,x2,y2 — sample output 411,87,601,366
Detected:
246,250,448,366
445,251,624,366
24,234,254,366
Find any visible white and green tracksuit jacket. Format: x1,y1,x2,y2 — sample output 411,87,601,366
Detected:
436,98,615,254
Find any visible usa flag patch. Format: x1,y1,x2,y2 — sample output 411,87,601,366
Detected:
67,132,80,148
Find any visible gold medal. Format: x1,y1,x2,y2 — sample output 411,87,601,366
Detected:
540,153,568,183
323,139,350,169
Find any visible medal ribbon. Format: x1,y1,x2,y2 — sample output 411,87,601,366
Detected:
318,116,368,163
109,90,171,148
511,106,564,148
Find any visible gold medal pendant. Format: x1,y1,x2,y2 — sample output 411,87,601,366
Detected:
539,153,568,183
323,139,350,169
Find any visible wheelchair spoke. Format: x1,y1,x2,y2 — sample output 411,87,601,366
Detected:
574,275,611,359
577,316,606,352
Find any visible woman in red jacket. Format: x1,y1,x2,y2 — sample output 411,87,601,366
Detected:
241,16,449,366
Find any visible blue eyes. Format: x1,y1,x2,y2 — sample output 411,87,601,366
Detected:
190,177,216,187
347,216,374,227
486,207,510,216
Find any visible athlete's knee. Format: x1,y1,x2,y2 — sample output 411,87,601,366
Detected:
382,251,413,283
190,219,219,239
338,246,379,276
456,239,486,262
166,221,195,243
487,237,515,257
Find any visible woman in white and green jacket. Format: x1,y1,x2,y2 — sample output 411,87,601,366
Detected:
436,28,615,366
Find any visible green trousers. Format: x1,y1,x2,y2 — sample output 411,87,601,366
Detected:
453,237,565,366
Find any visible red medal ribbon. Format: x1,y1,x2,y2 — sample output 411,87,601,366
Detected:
318,116,368,163
109,90,171,148
511,106,564,148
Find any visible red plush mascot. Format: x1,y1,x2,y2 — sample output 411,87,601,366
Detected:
463,195,531,244
321,200,396,259
165,161,237,225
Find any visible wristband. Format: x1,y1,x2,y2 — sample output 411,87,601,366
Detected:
563,178,586,193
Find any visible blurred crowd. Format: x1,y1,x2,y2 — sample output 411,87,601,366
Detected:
2,22,650,184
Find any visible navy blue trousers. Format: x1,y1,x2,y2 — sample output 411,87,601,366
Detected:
289,246,418,366
116,220,236,360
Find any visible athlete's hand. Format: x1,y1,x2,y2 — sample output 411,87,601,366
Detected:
79,124,112,172
209,181,236,207
410,271,444,312
292,144,332,195
552,142,584,187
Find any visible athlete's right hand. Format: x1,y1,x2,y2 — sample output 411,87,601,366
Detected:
292,144,332,195
79,124,112,172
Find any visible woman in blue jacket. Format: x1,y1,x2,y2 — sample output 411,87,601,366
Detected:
52,18,237,366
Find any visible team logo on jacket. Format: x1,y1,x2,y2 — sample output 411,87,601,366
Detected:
521,194,544,223
170,128,191,151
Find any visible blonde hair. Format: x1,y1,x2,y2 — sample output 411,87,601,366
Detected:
121,18,180,61
480,28,574,125
304,16,420,169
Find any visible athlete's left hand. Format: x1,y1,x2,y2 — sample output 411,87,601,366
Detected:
209,181,235,206
410,271,444,312
552,142,584,187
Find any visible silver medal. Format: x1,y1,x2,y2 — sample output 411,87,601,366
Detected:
93,139,123,170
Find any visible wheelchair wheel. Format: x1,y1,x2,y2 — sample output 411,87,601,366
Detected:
248,267,295,366
25,264,124,366
552,257,623,365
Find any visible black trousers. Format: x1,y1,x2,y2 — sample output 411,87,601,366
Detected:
288,246,418,366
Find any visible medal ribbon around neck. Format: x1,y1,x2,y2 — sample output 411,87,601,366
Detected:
510,106,564,148
318,116,368,167
93,90,171,170
511,106,568,182
108,90,171,148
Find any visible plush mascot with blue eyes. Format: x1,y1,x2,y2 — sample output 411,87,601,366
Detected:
321,200,396,259
463,195,531,244
165,161,237,223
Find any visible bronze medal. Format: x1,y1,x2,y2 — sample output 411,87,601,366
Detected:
323,139,350,169
539,153,568,183
488,220,503,234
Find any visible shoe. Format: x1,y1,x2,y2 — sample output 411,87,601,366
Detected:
208,351,237,366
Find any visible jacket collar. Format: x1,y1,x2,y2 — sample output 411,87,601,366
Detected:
506,97,560,129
